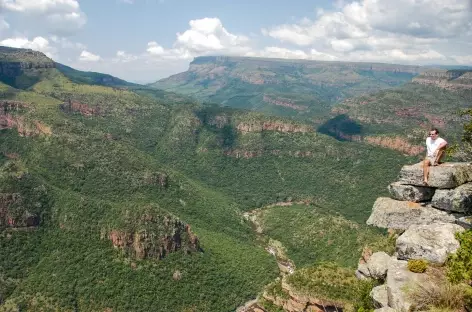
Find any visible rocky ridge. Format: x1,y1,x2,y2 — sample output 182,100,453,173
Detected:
412,70,472,90
362,161,472,311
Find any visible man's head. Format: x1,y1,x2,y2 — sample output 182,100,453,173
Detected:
429,128,439,138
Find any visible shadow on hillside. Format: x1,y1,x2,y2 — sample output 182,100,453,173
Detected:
317,114,362,141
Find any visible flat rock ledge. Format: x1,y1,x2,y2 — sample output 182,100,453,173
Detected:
396,222,464,264
388,181,435,202
431,182,472,213
398,162,472,189
366,197,456,230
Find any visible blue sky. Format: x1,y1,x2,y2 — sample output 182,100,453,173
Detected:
0,0,471,83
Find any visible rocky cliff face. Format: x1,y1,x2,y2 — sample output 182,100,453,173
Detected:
412,70,472,90
236,122,312,134
59,100,104,117
262,95,308,111
0,100,51,136
106,213,200,260
0,193,41,229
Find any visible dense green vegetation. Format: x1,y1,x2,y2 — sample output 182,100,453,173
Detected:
447,230,472,284
55,63,140,88
332,83,472,142
256,205,395,268
286,262,377,310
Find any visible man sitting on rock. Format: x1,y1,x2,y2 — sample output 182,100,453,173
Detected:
423,128,448,185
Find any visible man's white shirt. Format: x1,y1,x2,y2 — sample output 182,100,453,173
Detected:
426,136,447,157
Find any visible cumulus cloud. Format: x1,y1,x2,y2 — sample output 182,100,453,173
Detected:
0,36,56,58
0,0,86,35
146,18,251,60
262,0,472,64
113,50,138,63
79,50,101,62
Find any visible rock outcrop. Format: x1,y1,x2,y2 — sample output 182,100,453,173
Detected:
396,222,464,264
412,70,472,90
107,214,200,260
370,285,389,308
363,161,472,311
236,121,312,134
366,197,456,230
263,94,308,111
431,182,472,213
0,100,51,136
398,162,472,189
386,258,430,311
356,251,391,279
388,182,435,202
0,193,40,228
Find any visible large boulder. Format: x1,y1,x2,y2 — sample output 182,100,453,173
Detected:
431,182,472,213
388,181,435,202
398,162,472,189
386,258,429,311
366,197,456,230
357,251,391,279
371,284,389,308
396,222,464,264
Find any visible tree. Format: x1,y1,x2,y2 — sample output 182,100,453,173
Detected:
448,109,472,161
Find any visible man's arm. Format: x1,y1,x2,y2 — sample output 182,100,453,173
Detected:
434,140,448,155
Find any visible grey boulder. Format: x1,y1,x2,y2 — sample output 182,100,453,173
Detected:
366,197,456,230
357,251,391,279
371,284,389,308
396,222,464,264
388,181,436,202
398,162,472,189
431,182,472,213
386,258,429,311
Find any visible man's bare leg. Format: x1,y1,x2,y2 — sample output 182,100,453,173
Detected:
423,158,431,184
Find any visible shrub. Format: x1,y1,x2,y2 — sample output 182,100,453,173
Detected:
409,280,469,310
447,230,472,284
408,259,428,273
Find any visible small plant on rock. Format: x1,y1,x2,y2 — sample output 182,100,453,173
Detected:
408,259,428,273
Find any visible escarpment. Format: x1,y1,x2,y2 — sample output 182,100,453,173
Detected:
413,70,472,90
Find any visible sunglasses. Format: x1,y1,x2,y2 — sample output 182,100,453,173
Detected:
429,133,438,136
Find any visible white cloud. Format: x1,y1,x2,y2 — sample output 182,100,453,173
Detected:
0,0,86,35
262,0,472,64
79,50,101,62
0,36,56,58
145,17,251,61
454,55,472,65
49,36,86,50
113,50,138,62
174,17,249,54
